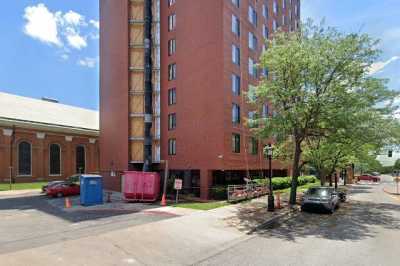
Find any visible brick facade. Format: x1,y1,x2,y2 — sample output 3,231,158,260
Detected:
0,127,99,183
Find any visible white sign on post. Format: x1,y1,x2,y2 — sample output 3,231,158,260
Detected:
174,179,183,190
174,179,183,203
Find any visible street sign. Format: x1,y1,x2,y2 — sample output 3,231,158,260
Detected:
174,179,183,190
174,179,183,204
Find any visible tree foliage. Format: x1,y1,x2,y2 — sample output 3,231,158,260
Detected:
250,20,398,204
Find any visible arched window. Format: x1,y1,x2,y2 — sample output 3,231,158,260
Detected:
18,141,31,176
49,144,61,175
76,145,86,174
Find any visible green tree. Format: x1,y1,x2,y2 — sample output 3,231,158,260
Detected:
250,21,397,204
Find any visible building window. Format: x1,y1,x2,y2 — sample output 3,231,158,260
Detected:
282,0,286,9
263,25,269,39
248,5,258,26
262,4,268,18
232,44,240,65
388,150,393,158
295,3,298,16
232,74,240,95
168,63,176,80
248,32,258,50
232,134,241,153
49,144,61,176
232,0,240,8
168,113,176,130
282,15,286,26
168,39,176,56
262,67,269,77
76,145,85,174
248,111,259,128
168,0,176,7
232,103,241,124
168,139,176,155
262,103,269,118
249,137,258,155
168,14,176,31
248,58,257,77
168,88,176,105
232,14,240,36
273,19,277,31
18,141,31,176
273,0,278,14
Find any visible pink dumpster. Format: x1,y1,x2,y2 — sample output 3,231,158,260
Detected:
122,171,160,202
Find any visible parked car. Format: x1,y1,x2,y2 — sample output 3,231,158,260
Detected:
46,182,80,198
301,187,340,213
41,180,65,193
357,174,380,183
41,174,81,192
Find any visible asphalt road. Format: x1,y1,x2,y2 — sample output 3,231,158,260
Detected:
0,192,175,255
198,176,400,266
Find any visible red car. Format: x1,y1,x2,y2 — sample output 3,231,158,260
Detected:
46,182,80,197
357,175,381,183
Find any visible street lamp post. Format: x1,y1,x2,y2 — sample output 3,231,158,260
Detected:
266,144,275,212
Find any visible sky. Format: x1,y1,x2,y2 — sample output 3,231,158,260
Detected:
0,1,399,111
0,1,99,110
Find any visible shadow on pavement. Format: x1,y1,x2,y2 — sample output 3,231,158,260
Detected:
0,194,161,223
347,185,373,195
255,200,400,242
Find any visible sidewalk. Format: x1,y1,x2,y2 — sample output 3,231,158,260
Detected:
0,189,41,198
0,194,294,265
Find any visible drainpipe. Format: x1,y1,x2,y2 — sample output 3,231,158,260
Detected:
143,0,153,172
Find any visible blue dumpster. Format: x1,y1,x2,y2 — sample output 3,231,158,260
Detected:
80,175,103,206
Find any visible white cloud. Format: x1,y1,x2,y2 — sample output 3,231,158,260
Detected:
65,27,87,50
23,3,62,46
23,3,97,54
368,56,400,75
63,10,86,26
89,19,99,29
77,57,98,68
60,54,69,60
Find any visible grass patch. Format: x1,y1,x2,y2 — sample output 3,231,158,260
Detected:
173,201,229,210
0,182,47,191
173,181,321,210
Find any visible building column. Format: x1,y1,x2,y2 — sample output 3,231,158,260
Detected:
65,136,73,176
36,133,46,179
1,129,13,181
200,169,213,200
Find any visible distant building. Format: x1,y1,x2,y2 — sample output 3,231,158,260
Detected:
376,145,400,167
0,92,99,183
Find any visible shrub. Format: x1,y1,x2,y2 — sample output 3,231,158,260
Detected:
209,186,228,200
252,175,316,191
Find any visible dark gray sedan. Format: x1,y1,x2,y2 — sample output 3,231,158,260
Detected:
301,187,340,213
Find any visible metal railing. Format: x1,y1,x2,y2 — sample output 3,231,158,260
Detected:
227,184,269,203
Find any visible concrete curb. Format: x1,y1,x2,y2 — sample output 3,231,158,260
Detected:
248,207,300,234
383,187,400,196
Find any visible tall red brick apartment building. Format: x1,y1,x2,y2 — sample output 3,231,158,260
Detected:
100,0,301,199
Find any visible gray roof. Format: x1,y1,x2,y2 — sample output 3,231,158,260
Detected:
0,92,99,133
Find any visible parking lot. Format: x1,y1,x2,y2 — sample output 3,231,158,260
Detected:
0,191,179,255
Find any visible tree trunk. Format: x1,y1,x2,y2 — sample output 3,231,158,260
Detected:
334,173,338,189
317,169,324,186
289,138,302,205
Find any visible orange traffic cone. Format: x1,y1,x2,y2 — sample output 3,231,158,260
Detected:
65,197,72,208
276,192,281,209
161,193,167,206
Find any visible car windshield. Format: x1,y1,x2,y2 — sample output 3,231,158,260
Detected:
307,188,332,197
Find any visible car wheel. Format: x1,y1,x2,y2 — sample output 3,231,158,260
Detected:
56,192,63,198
